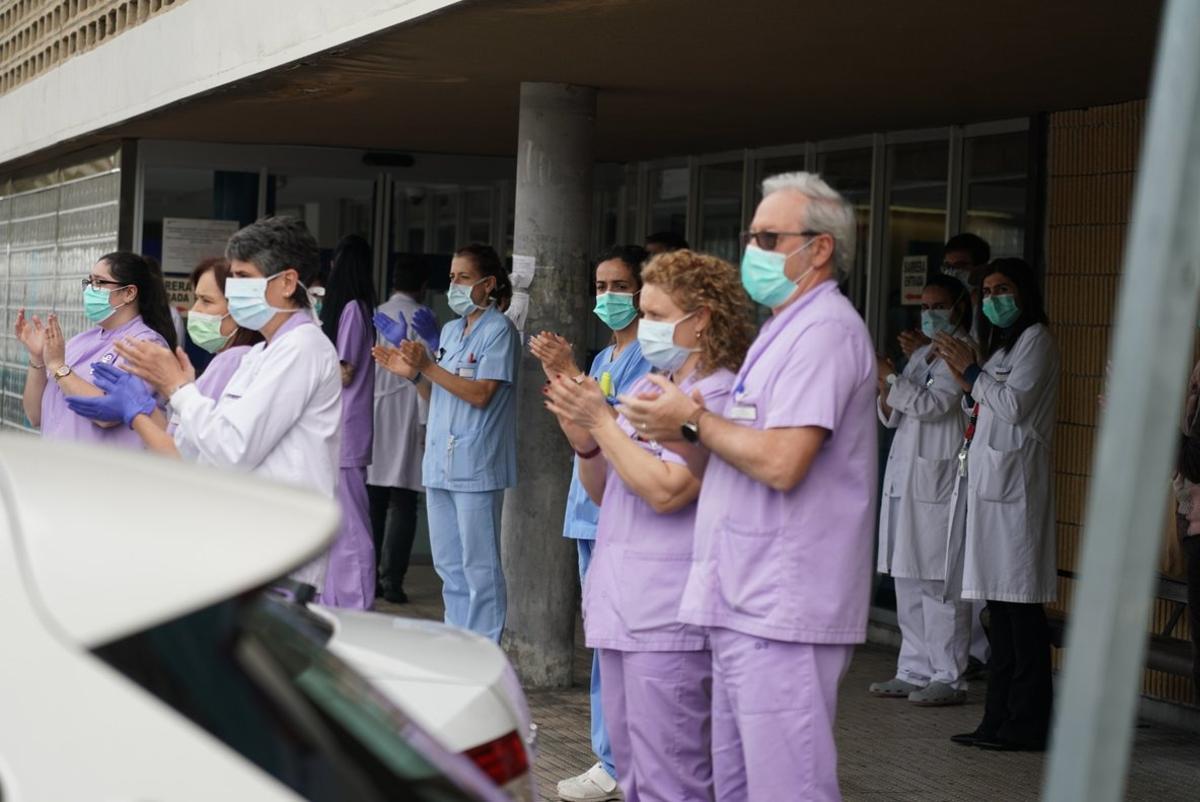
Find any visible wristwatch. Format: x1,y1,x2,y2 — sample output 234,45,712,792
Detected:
52,364,72,381
680,409,704,444
885,373,898,387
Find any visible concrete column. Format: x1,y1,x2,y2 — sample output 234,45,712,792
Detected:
501,82,596,689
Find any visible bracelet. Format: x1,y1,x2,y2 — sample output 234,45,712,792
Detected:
28,361,45,370
575,445,602,460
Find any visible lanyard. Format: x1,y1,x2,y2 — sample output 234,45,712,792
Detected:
957,403,981,477
734,281,835,400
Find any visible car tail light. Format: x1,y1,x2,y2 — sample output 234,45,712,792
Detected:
463,729,529,786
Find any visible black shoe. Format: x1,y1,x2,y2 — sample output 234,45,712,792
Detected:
950,729,992,747
976,737,1046,753
963,657,988,681
380,587,409,604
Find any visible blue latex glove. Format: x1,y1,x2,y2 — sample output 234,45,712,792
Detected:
412,307,440,353
65,362,156,427
372,311,408,346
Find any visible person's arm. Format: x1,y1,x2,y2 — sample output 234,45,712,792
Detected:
885,363,962,422
22,364,47,427
695,413,828,493
971,327,1058,426
420,319,515,409
591,413,701,514
422,363,501,409
131,413,182,458
43,320,114,427
337,303,368,388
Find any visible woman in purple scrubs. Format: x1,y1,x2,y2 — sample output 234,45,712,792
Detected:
16,251,176,448
318,235,378,609
545,250,754,802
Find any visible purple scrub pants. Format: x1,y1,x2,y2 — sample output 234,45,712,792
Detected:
598,649,714,802
709,628,853,802
321,465,377,609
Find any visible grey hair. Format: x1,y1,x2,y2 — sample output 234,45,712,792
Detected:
225,216,321,305
761,172,857,278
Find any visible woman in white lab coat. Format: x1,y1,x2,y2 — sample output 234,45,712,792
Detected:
934,257,1060,752
870,274,974,706
90,217,343,590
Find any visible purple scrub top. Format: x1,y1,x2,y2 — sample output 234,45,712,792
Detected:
337,301,375,468
678,282,878,645
195,345,252,400
39,315,167,449
584,368,736,652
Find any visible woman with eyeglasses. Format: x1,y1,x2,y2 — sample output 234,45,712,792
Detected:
15,251,176,448
870,274,975,707
373,243,519,643
935,257,1060,752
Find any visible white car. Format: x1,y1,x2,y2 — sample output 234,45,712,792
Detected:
0,435,526,802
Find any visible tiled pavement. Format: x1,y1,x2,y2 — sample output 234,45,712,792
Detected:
379,565,1200,801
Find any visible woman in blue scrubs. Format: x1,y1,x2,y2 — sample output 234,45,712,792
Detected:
373,243,519,643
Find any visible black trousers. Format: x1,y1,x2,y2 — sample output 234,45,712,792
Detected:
1183,535,1200,696
367,485,419,594
979,600,1054,746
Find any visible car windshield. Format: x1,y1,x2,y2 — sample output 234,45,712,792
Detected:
94,592,495,802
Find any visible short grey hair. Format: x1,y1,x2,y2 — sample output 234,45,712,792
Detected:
761,172,857,278
225,215,321,290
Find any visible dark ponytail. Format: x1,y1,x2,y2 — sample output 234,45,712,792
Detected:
321,235,377,345
101,251,178,350
455,243,512,311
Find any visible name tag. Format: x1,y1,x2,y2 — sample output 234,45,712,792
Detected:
457,366,476,379
730,404,758,423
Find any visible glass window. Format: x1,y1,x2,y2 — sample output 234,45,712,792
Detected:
881,139,948,363
755,153,808,198
434,191,458,254
271,175,373,249
697,162,743,263
465,189,491,246
394,186,428,254
963,133,1029,259
816,148,873,312
140,167,218,264
646,166,688,239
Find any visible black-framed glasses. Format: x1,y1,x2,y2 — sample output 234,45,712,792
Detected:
81,277,126,290
740,230,822,251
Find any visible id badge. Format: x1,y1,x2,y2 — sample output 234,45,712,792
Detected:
730,404,758,423
457,366,476,379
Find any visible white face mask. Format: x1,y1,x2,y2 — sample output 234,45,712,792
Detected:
637,312,698,373
447,278,490,317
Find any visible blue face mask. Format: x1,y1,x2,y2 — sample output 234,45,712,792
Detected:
982,294,1021,328
920,308,956,338
740,240,818,309
637,312,698,374
83,285,129,324
226,273,292,332
448,278,489,318
593,292,639,331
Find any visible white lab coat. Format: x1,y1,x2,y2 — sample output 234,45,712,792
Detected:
944,323,1060,603
877,339,969,580
170,313,343,588
366,293,431,492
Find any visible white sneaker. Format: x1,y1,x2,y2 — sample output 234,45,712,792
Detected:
557,762,621,802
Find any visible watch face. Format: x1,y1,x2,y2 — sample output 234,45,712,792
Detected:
681,422,699,443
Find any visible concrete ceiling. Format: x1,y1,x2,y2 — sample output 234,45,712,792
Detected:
102,0,1164,162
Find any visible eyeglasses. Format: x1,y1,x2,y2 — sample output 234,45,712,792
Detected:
81,277,126,290
741,230,822,251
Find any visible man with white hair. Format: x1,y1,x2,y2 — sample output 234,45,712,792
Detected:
620,172,876,801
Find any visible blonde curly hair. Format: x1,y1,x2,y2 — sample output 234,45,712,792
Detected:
641,249,755,375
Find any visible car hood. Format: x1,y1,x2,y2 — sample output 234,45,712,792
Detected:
0,435,339,647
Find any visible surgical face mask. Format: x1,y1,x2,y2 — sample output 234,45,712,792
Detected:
637,312,698,374
740,239,818,309
83,285,129,324
448,278,489,318
187,310,232,353
920,308,956,338
313,300,324,319
593,292,638,331
226,273,291,331
982,293,1021,328
943,267,972,288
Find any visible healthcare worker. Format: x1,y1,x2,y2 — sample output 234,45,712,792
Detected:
66,257,264,454
318,234,378,610
373,243,519,643
620,172,876,802
16,251,176,448
367,255,435,605
935,257,1059,752
870,274,974,706
95,216,343,590
546,249,753,802
532,245,652,802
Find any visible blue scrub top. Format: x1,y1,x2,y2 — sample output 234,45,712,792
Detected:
422,306,521,492
562,340,653,539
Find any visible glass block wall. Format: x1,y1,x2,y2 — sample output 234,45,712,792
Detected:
0,161,121,432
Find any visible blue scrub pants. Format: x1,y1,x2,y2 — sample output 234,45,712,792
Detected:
577,538,616,778
427,488,506,643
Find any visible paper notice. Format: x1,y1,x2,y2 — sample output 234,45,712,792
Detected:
900,255,928,305
506,291,531,332
512,254,536,290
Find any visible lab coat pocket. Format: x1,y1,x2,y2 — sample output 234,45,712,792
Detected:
620,550,690,633
975,445,1024,503
446,430,485,483
714,518,783,619
910,456,956,504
